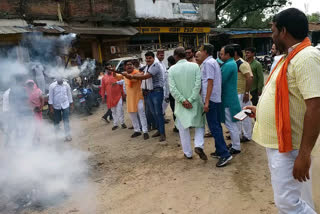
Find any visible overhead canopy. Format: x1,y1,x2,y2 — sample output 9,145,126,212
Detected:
66,26,139,36
210,28,272,39
0,26,31,34
0,19,31,35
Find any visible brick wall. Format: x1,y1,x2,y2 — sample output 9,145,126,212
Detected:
68,0,91,18
26,0,58,17
0,0,127,21
0,0,20,18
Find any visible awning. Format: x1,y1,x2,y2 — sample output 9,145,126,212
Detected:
33,25,66,34
0,26,31,34
33,20,67,27
0,19,28,27
0,19,31,35
66,26,139,36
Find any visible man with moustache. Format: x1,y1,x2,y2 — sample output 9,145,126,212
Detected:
219,45,242,156
123,51,166,142
186,47,196,63
116,60,149,140
245,8,320,213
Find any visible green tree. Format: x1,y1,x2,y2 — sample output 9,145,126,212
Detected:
307,12,320,22
216,0,291,28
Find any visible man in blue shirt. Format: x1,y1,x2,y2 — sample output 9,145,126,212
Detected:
200,44,232,167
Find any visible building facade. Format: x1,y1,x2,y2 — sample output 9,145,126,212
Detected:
0,0,216,62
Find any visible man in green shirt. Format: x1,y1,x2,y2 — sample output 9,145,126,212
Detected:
168,47,207,160
245,47,264,106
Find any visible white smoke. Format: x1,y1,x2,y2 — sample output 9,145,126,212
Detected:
0,33,93,213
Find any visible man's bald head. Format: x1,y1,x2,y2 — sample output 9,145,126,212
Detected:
195,51,204,65
174,47,186,60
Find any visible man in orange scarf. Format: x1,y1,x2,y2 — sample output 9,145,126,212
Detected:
246,8,320,213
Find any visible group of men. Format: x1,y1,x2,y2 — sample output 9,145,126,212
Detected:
165,8,320,213
33,7,320,214
168,44,263,167
97,40,265,169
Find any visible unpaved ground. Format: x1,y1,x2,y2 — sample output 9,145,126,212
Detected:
24,105,319,214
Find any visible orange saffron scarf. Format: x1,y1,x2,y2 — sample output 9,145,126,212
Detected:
265,37,311,153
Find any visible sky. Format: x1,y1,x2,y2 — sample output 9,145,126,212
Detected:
287,0,320,14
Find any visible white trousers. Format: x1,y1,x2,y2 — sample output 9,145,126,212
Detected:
224,108,241,150
129,99,148,133
176,118,205,158
237,94,253,140
266,148,316,214
111,98,124,127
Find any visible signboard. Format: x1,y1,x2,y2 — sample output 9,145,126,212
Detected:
172,3,199,14
138,27,210,34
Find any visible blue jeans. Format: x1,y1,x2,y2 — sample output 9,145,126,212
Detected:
147,88,165,135
144,94,156,130
54,107,71,137
206,101,230,158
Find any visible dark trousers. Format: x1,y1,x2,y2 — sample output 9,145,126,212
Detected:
251,89,259,106
144,94,156,130
146,88,165,135
206,102,230,158
54,107,71,136
103,109,113,120
169,93,176,122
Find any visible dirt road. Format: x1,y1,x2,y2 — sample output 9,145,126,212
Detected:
25,106,319,214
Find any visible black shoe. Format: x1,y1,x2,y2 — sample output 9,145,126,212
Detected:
240,136,250,143
121,124,127,129
102,117,110,123
143,133,149,140
227,144,232,149
229,148,241,155
194,147,208,160
128,126,134,130
131,132,141,138
204,132,212,138
184,154,193,159
210,151,220,159
152,131,160,138
159,134,166,142
112,126,118,131
216,156,233,167
173,127,179,133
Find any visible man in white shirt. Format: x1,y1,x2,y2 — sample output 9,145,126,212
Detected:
156,50,170,118
48,78,73,141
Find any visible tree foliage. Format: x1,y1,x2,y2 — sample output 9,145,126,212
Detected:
307,12,320,22
216,0,290,28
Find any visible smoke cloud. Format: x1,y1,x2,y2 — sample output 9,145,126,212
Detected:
0,33,93,213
